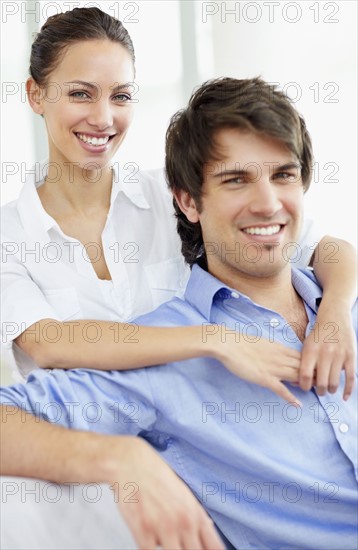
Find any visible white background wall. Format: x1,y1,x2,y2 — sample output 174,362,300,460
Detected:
1,0,356,246
0,1,357,385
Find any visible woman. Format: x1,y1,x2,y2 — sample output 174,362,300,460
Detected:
1,7,356,406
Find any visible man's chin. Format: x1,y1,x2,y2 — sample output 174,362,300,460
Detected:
241,260,291,279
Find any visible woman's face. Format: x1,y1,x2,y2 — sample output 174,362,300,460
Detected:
32,39,135,170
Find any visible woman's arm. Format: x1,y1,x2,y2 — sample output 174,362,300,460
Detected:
300,236,357,399
12,235,356,404
16,320,302,405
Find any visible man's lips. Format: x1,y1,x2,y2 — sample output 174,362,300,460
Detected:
241,224,285,237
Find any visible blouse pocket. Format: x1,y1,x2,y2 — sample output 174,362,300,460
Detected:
42,287,81,321
144,257,187,308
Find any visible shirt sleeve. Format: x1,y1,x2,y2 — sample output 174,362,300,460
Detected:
0,368,158,436
1,237,64,377
1,240,61,346
295,217,326,268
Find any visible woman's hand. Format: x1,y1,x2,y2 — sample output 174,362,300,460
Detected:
299,303,356,400
306,235,357,400
211,329,302,406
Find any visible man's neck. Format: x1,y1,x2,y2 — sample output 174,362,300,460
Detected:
207,263,309,341
208,262,300,315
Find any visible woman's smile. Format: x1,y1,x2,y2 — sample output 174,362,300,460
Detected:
37,39,135,169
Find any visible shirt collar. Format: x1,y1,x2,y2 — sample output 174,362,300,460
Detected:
291,267,323,312
184,264,228,319
185,264,323,321
17,167,57,236
16,161,150,236
112,164,150,210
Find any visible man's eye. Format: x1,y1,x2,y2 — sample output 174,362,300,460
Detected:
223,177,245,185
274,172,298,182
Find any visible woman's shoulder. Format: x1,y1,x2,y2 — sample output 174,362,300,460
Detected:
135,167,170,198
114,164,173,211
1,199,22,236
1,171,42,239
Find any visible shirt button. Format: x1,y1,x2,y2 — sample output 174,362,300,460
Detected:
339,423,349,433
270,318,280,327
231,291,240,299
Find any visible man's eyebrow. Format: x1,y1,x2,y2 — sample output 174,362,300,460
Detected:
212,169,247,178
212,162,301,177
271,162,301,171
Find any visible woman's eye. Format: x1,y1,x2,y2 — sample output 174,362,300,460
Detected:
113,93,132,102
69,91,90,99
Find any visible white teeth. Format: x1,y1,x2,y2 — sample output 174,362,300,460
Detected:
243,225,281,236
76,133,110,146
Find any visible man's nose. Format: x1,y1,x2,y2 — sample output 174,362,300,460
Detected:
248,180,282,217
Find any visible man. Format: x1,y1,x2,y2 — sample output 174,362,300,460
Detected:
1,77,357,550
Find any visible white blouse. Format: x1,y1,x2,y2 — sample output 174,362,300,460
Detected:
1,164,189,378
1,164,324,379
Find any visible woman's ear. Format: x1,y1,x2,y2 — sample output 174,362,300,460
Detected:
26,77,44,116
173,189,200,223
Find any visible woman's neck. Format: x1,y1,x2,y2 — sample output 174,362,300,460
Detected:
41,161,113,216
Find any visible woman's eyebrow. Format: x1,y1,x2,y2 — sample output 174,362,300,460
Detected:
65,80,134,92
110,82,134,92
65,80,98,89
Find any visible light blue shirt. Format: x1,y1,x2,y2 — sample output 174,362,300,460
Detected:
1,266,357,550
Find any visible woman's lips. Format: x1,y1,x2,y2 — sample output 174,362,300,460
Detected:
74,132,115,153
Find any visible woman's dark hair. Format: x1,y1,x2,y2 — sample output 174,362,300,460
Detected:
165,77,313,267
30,7,135,86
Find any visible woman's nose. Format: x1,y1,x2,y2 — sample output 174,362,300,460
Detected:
86,99,113,130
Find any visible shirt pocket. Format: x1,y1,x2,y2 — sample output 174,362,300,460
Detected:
42,287,81,321
144,257,187,308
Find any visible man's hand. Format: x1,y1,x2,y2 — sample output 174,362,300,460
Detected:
300,305,356,400
212,331,302,406
1,407,223,550
111,438,224,550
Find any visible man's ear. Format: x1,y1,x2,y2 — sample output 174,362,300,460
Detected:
26,77,44,116
173,189,200,223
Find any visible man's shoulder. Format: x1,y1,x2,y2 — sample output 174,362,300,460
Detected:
293,267,358,325
133,295,204,328
293,266,320,284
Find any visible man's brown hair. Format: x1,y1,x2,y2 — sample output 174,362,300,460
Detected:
165,77,313,267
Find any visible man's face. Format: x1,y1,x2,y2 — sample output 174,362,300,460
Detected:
184,128,305,286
